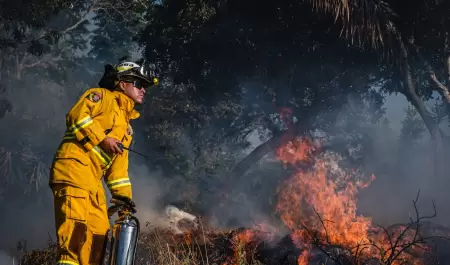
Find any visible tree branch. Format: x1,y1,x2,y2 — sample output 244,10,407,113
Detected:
13,0,102,46
410,43,450,103
447,55,450,85
399,41,439,137
429,67,450,103
425,54,450,103
21,54,63,70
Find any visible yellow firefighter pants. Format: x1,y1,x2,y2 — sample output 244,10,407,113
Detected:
52,183,110,265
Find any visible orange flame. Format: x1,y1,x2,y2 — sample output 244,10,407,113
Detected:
275,137,426,265
223,229,257,265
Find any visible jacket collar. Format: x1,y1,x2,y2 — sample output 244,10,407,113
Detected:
112,91,141,120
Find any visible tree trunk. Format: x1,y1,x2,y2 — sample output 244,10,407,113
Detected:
222,70,372,194
399,43,445,180
231,127,295,177
221,119,305,196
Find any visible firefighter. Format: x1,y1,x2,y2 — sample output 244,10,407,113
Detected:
49,61,158,265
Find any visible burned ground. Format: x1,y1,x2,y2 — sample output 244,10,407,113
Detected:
17,221,450,265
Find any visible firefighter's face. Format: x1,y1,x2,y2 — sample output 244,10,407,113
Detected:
119,80,146,104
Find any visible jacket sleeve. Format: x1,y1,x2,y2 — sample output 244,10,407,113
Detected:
65,88,107,150
104,150,132,199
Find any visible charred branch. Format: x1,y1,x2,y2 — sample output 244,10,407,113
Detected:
286,190,445,265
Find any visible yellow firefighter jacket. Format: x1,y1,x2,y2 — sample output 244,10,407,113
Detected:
49,87,140,199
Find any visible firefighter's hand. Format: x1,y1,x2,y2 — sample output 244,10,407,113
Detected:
111,194,136,213
100,137,123,154
112,194,136,207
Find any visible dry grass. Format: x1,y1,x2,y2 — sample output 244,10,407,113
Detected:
17,224,263,265
17,240,58,265
16,216,449,265
136,223,263,265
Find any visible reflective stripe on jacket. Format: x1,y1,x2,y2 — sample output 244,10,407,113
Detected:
50,87,139,199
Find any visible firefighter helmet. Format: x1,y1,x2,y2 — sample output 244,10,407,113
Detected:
115,61,159,86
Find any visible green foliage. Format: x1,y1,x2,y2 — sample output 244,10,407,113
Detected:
0,0,448,218
0,0,393,204
89,0,151,64
1,1,450,261
141,0,386,124
0,0,154,199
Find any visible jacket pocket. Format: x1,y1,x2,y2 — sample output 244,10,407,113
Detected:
54,186,89,221
54,142,91,166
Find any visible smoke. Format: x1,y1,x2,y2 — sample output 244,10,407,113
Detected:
125,163,176,231
1,70,447,260
202,86,450,238
0,250,15,265
341,93,450,227
356,124,446,226
1,9,450,263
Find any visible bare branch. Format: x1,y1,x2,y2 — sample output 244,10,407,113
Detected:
447,55,450,84
21,54,63,70
13,0,101,46
411,43,450,103
429,62,450,103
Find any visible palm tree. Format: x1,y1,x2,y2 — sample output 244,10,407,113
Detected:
308,0,397,50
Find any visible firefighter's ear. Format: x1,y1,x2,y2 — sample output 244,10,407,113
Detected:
117,81,127,92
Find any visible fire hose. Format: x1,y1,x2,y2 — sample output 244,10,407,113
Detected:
117,143,149,159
